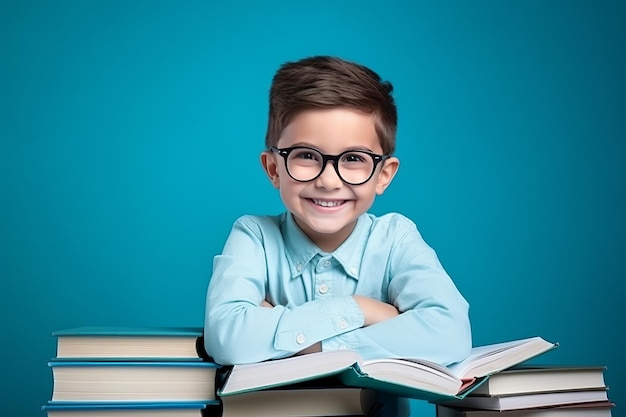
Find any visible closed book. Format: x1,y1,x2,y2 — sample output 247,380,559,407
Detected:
220,382,375,417
52,326,208,360
42,402,220,417
218,336,556,402
468,365,607,396
49,361,220,402
437,389,609,411
436,401,615,417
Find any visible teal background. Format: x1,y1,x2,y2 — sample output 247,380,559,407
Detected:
2,1,624,416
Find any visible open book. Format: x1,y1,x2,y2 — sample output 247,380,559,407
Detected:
218,336,557,402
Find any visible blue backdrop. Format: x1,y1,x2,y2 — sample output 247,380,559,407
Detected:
2,1,624,416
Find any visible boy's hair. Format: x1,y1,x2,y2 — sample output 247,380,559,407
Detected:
265,56,397,155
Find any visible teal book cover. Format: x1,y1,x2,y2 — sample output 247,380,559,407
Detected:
52,326,204,337
48,360,220,368
43,401,220,410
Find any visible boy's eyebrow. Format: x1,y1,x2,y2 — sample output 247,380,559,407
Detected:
290,141,376,153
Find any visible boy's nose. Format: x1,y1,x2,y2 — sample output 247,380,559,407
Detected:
315,161,343,189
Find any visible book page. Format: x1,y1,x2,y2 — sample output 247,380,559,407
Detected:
220,350,361,395
362,358,458,381
447,337,554,379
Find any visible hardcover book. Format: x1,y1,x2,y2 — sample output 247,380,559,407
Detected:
52,326,208,360
467,365,608,396
49,361,220,402
218,336,557,402
42,402,220,417
435,401,615,417
220,382,375,417
437,389,609,411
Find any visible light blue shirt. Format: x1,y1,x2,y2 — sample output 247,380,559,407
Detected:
204,212,471,366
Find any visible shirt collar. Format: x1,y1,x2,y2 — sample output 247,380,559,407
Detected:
282,212,371,280
333,215,370,280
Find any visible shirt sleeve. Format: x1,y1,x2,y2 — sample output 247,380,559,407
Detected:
204,216,365,365
322,220,472,366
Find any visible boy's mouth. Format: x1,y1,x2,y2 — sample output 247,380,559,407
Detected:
311,199,345,208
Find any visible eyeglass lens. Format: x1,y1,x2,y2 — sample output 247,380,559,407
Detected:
286,148,376,184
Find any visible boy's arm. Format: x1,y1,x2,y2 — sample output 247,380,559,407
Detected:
352,295,399,326
261,296,398,357
204,216,365,365
323,226,472,366
262,297,399,327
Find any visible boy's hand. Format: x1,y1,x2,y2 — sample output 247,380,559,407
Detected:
352,295,399,326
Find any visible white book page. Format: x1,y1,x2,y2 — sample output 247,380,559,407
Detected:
447,337,543,378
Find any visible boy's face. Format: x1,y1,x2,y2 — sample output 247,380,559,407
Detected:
261,108,399,252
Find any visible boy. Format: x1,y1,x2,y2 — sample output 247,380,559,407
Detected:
204,56,471,416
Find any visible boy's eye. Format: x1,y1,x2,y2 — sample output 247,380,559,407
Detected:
292,150,320,161
342,152,367,163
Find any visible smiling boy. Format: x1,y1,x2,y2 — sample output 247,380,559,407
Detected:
204,56,471,416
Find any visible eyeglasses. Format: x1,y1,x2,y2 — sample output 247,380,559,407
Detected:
271,146,389,185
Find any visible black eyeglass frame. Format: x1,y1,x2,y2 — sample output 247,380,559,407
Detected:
270,146,390,186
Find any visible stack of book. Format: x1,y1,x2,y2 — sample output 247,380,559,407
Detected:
42,326,221,417
41,330,614,417
215,336,562,416
434,364,615,416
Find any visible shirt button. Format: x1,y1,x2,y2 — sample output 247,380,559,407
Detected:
296,264,302,272
296,334,306,344
318,283,329,294
323,260,331,267
350,266,357,275
338,318,348,329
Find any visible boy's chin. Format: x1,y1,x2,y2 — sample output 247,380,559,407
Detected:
298,218,358,238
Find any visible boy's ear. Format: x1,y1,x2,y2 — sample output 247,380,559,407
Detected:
260,151,280,188
375,156,400,195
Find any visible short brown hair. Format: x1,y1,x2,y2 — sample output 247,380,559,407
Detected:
265,56,397,155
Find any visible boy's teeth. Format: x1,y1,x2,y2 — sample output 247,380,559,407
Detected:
313,199,343,207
